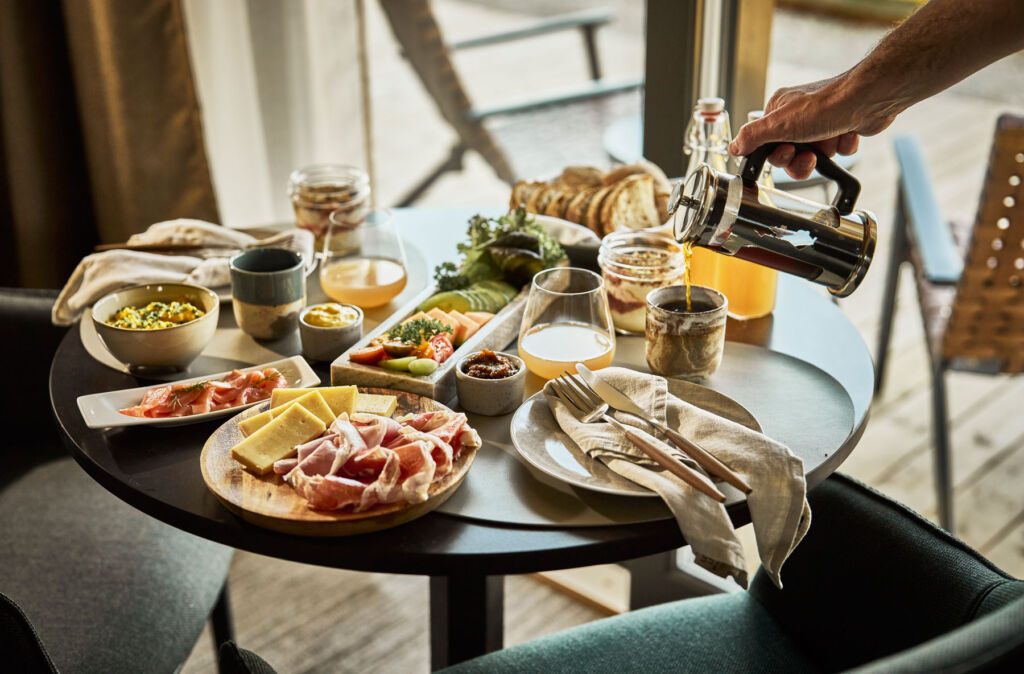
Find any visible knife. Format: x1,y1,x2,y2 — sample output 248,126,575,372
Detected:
576,364,753,494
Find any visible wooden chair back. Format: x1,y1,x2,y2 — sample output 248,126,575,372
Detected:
377,0,516,184
942,114,1024,372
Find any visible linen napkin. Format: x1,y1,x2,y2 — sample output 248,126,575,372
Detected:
543,366,811,588
53,219,314,326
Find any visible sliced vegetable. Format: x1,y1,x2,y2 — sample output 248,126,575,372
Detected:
429,333,454,363
408,358,440,376
348,345,386,365
382,340,416,357
380,356,416,371
412,340,435,360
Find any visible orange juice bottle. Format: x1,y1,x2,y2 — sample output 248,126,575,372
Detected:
712,111,779,319
682,98,731,290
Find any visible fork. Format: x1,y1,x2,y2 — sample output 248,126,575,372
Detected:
570,373,752,495
550,376,726,503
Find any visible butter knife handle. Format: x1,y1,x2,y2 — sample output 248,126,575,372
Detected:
621,428,726,503
660,426,753,494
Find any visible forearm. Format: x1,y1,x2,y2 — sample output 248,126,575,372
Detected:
840,0,1024,126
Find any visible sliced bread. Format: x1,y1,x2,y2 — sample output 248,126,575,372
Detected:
544,185,577,219
510,180,545,211
600,174,661,234
583,184,615,235
565,186,599,224
556,165,604,189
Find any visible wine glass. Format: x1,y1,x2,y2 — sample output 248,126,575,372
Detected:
319,208,408,309
518,267,616,380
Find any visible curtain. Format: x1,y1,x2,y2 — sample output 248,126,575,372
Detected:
182,0,366,228
0,0,218,288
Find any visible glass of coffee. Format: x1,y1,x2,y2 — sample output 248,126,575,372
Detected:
645,285,727,380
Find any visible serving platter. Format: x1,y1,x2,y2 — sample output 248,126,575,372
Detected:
76,356,319,429
510,376,761,497
330,284,527,401
200,387,477,536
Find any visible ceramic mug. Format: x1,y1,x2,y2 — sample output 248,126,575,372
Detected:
230,248,306,340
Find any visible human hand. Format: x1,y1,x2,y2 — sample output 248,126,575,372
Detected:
729,76,882,180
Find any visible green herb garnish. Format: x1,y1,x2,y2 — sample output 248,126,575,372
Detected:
387,318,452,344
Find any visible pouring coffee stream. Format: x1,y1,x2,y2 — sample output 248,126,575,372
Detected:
667,142,878,298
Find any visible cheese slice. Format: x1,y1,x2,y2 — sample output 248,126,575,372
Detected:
239,390,336,437
271,386,357,417
230,404,326,475
355,393,398,417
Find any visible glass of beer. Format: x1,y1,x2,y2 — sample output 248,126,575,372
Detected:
319,208,408,309
518,267,616,379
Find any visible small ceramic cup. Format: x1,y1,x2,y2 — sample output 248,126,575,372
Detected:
455,351,527,416
230,248,306,340
298,303,363,362
645,285,727,381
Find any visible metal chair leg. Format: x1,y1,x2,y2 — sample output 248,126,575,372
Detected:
876,192,909,394
210,582,235,652
931,362,954,533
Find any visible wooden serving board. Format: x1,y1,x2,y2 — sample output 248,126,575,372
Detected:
200,387,477,536
330,284,527,401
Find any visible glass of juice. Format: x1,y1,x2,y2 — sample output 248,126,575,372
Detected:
518,267,616,379
319,208,408,309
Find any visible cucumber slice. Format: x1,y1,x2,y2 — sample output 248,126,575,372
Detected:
456,290,486,312
476,280,518,302
379,356,415,371
418,291,473,314
471,286,507,313
408,358,440,376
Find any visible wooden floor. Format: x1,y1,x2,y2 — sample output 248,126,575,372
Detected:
183,3,1023,672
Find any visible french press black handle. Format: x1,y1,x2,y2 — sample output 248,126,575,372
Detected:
739,142,861,215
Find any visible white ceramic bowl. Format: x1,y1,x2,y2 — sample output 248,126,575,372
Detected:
299,303,363,362
455,350,527,416
91,283,219,373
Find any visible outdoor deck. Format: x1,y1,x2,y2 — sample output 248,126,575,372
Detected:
183,3,1023,672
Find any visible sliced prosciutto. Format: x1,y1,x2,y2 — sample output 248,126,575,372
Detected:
272,410,480,512
120,368,286,418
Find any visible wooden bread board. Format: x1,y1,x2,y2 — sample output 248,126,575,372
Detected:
330,284,527,401
200,388,476,536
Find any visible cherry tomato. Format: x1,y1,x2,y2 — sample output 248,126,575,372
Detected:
429,333,454,363
349,345,386,365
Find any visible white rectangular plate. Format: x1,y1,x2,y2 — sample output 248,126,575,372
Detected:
77,356,320,429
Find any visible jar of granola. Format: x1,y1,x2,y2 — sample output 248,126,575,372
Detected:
288,165,370,247
598,230,687,333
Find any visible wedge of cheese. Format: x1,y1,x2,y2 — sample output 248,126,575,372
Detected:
239,390,336,437
230,404,326,475
271,386,357,417
355,393,398,417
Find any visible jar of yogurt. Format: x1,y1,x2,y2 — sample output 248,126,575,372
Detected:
598,231,687,333
288,165,370,247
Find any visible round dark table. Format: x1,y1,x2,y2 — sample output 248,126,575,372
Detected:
51,207,873,669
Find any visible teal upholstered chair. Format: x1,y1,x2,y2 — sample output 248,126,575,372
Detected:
443,474,1024,673
0,288,236,673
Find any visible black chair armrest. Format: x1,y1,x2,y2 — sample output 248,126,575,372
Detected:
749,474,1021,672
849,593,1024,673
893,135,964,284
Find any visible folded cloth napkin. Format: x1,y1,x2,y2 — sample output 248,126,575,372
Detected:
52,219,314,326
543,366,811,588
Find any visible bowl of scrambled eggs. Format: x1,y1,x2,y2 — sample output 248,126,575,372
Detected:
91,283,219,373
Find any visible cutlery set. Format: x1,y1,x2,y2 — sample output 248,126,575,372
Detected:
550,368,751,503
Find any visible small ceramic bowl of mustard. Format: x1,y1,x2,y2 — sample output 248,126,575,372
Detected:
299,302,363,362
455,350,527,416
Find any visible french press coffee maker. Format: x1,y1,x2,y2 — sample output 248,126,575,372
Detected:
667,142,877,297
